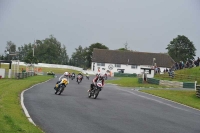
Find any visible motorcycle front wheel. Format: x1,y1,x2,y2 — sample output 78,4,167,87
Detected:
55,87,60,94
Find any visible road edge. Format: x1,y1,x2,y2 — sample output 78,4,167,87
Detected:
108,83,200,112
20,78,53,126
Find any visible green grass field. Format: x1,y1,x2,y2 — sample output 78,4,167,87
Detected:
106,77,167,88
0,75,53,133
141,89,200,109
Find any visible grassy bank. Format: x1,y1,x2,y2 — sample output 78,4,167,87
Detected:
0,76,53,133
141,89,200,109
106,77,166,88
155,67,200,84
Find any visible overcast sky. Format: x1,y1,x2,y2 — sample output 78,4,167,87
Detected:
0,0,200,58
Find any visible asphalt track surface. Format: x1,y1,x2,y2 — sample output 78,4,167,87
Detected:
24,75,200,133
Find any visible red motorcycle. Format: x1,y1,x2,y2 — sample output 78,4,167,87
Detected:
77,75,82,84
88,81,103,99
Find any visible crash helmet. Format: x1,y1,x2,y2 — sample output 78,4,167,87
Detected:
64,72,69,76
98,73,104,80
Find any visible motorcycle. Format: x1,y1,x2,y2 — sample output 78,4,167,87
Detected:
88,81,102,99
71,74,75,80
77,75,82,84
86,75,89,80
54,78,68,95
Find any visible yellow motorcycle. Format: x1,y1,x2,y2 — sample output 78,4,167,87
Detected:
55,78,68,95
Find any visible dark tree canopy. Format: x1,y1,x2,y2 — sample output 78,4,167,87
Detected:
69,43,109,68
166,35,196,62
2,35,69,65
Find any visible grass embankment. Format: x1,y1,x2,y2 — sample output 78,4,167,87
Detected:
0,64,80,74
141,89,200,109
106,77,166,88
0,75,53,133
155,67,200,84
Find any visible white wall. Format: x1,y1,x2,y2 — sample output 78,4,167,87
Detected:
91,62,168,75
0,68,6,78
2,61,96,75
17,62,83,71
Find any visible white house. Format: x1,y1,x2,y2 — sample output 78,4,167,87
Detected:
91,49,175,76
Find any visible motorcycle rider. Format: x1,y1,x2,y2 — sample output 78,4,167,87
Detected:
88,73,105,92
71,72,75,78
86,72,89,79
54,72,69,90
76,71,83,82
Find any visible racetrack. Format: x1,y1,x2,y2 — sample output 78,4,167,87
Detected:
24,75,200,133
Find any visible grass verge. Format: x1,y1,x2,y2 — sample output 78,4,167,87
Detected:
106,77,167,88
0,75,53,133
141,89,200,110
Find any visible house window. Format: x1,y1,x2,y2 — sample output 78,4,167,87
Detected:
115,64,121,68
97,63,105,66
131,65,137,69
101,63,105,66
97,63,101,66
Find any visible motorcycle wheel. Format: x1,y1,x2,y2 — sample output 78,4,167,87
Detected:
93,90,99,99
55,87,60,94
88,92,91,98
59,86,65,95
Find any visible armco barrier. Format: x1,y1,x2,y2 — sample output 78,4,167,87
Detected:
183,82,195,89
147,78,160,85
138,78,143,84
196,85,200,98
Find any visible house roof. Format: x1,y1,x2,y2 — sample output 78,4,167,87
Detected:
92,49,175,68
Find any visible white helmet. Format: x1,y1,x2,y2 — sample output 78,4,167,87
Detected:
64,72,69,76
98,73,104,79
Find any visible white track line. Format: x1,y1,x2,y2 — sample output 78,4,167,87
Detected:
20,78,53,126
108,84,200,115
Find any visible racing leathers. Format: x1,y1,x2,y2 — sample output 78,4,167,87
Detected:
54,73,69,90
76,73,83,82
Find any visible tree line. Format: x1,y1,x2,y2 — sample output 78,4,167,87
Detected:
0,34,197,68
1,35,69,65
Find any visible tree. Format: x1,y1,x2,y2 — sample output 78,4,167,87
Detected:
86,43,109,68
118,42,130,51
166,35,196,62
24,50,38,64
71,45,87,68
3,35,68,64
118,48,127,50
4,41,17,60
0,55,4,60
